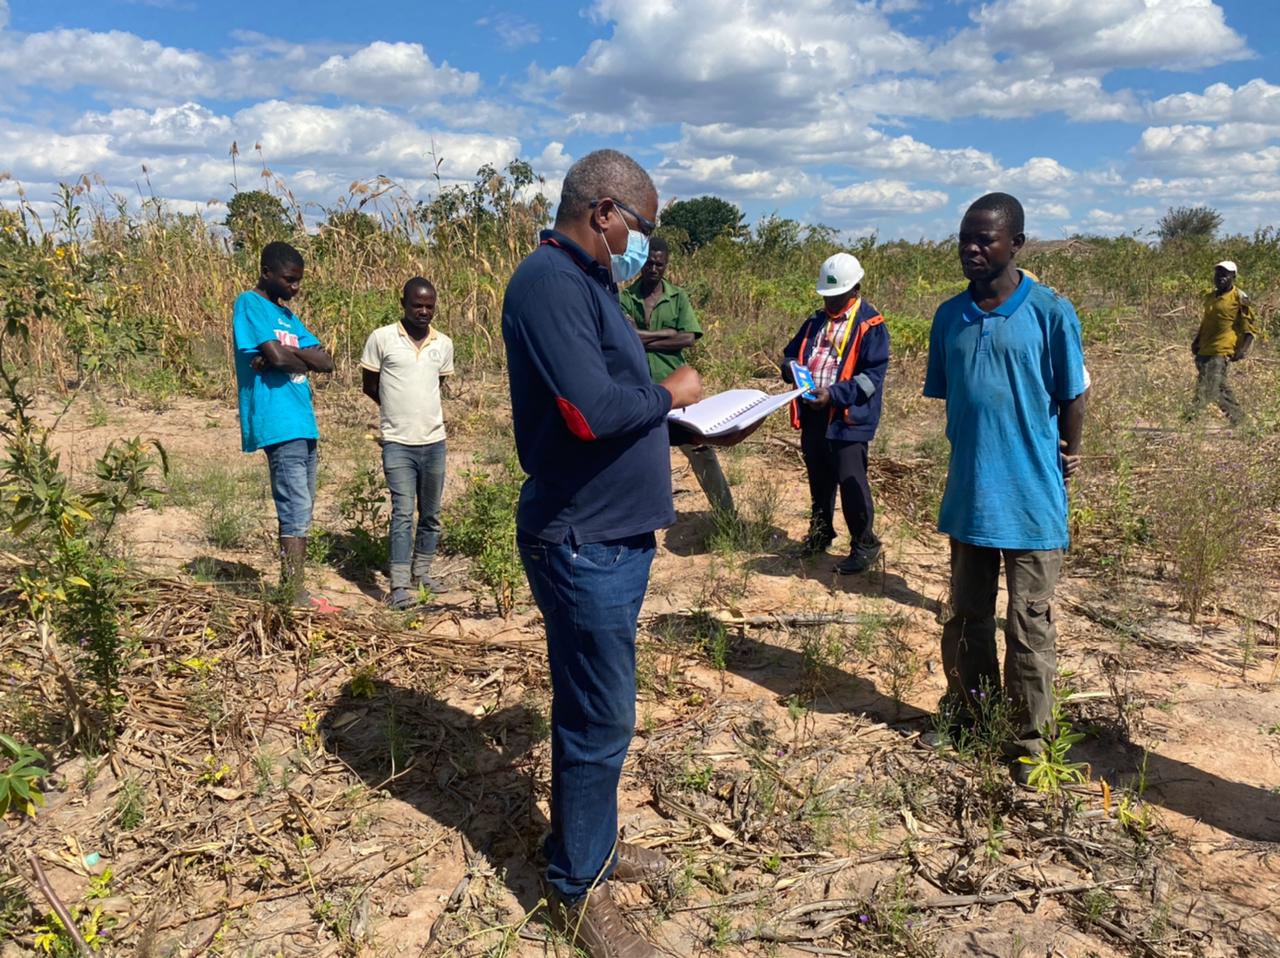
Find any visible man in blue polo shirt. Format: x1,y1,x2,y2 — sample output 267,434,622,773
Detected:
503,149,702,957
922,193,1087,784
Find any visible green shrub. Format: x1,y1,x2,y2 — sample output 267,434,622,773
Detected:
0,734,49,818
442,454,523,616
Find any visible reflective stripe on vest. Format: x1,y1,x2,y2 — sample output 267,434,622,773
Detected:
789,306,885,429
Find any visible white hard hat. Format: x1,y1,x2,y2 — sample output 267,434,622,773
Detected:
1215,260,1237,273
816,252,864,297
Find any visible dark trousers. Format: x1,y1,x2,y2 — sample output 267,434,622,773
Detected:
517,530,656,901
799,407,877,549
941,539,1062,755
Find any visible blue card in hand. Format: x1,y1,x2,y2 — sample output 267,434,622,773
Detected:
790,361,817,399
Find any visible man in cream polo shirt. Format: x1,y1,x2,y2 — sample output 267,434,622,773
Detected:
361,277,454,608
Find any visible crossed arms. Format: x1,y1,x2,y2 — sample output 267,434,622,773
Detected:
251,340,334,374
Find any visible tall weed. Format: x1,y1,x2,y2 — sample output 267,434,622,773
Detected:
1147,436,1271,624
441,454,523,616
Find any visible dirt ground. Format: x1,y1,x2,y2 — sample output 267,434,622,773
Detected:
4,362,1280,958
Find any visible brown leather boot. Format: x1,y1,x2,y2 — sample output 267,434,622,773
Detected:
612,842,673,884
551,885,660,958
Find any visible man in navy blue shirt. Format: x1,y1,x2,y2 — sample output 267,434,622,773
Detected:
502,149,701,958
922,193,1087,785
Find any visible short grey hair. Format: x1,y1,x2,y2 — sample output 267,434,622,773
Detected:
556,149,656,224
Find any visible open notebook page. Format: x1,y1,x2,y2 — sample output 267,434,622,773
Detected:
667,387,804,438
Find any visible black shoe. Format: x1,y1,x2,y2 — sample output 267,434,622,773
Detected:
1009,757,1035,787
836,542,881,575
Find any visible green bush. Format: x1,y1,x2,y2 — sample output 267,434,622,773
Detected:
442,454,523,616
0,734,49,818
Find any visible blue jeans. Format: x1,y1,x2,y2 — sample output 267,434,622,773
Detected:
382,441,447,589
264,438,317,538
517,530,656,902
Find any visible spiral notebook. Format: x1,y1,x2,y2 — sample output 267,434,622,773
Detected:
667,387,804,438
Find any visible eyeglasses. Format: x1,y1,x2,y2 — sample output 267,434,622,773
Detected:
591,197,655,237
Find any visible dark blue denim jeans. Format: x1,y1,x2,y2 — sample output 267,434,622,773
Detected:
381,440,447,589
517,530,656,902
263,438,318,538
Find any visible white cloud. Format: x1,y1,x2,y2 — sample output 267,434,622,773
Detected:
826,179,949,214
534,141,572,177
969,0,1249,72
1079,207,1129,235
0,121,116,180
0,29,215,103
0,99,527,211
1134,123,1280,178
1149,79,1280,124
550,0,925,127
858,132,1003,186
655,153,818,202
230,102,519,182
860,74,1140,122
671,121,1002,187
1005,156,1076,193
298,42,480,104
74,102,232,152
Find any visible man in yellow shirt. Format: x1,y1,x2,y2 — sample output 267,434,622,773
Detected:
1189,261,1255,426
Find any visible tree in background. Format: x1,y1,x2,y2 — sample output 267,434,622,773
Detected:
1156,206,1223,245
661,196,745,250
224,190,292,251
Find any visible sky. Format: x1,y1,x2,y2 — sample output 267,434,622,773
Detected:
1,0,1277,240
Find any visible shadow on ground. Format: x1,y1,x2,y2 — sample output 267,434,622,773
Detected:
648,611,929,724
321,681,549,916
1077,737,1280,842
743,551,941,614
313,529,386,599
649,612,1280,842
661,509,790,558
184,555,264,593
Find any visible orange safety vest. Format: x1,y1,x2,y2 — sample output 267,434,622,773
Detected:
789,300,886,429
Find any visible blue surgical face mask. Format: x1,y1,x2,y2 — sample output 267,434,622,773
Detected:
610,228,650,284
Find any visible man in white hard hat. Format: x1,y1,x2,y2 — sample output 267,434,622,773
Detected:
781,252,890,574
1188,260,1255,426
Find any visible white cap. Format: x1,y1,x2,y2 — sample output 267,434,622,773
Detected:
1215,260,1238,273
816,252,864,297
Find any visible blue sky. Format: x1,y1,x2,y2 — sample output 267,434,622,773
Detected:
1,0,1277,240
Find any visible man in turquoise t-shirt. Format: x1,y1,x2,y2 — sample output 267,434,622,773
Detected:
232,240,340,614
922,193,1087,781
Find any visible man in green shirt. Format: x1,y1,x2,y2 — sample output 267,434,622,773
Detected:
1189,260,1256,426
620,237,735,516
